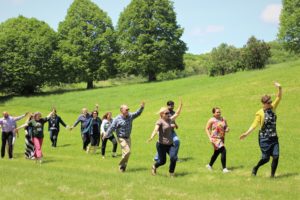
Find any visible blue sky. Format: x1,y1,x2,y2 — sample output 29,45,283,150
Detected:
0,0,282,54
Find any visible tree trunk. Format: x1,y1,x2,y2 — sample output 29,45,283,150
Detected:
148,71,157,82
86,80,93,89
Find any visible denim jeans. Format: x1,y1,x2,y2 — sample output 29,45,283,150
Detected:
154,142,177,173
154,131,180,161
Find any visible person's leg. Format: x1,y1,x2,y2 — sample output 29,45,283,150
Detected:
118,138,131,171
33,137,43,159
109,135,117,157
220,147,227,169
49,131,54,146
271,141,280,177
252,157,270,176
154,142,167,168
53,130,59,147
172,132,180,160
209,148,221,167
7,132,13,159
1,132,8,158
169,145,177,174
101,138,108,156
253,138,271,176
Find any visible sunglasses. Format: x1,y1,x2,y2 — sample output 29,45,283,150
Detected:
125,109,130,111
164,112,170,115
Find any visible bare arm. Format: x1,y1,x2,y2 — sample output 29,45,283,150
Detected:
147,124,159,142
274,82,282,99
205,119,213,140
240,127,255,140
170,99,183,121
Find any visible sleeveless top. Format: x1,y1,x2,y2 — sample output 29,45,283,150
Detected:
259,108,277,138
211,117,226,139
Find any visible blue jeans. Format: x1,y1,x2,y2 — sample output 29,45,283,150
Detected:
154,142,177,173
154,131,180,161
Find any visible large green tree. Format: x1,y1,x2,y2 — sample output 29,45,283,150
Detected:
117,0,187,81
242,36,271,70
0,16,58,94
278,0,300,53
209,43,242,76
57,0,117,89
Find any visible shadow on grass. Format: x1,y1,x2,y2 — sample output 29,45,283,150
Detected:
57,144,71,148
175,171,191,177
127,167,149,173
228,165,244,171
276,173,299,179
177,157,193,163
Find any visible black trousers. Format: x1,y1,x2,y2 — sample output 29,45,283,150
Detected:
101,135,117,156
82,133,90,150
154,142,177,173
1,132,13,158
49,130,59,147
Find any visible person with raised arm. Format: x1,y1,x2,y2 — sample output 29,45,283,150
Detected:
240,82,282,178
103,102,145,172
148,99,182,177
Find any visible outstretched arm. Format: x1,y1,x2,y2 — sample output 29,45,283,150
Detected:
147,124,159,142
170,99,183,121
240,127,255,140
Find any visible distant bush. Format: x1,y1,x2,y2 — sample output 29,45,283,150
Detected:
267,41,300,64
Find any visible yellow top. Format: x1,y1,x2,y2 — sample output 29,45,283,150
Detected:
250,97,281,129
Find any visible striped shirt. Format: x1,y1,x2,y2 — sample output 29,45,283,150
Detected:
106,107,144,138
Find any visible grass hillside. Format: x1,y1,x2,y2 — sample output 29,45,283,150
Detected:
0,60,299,200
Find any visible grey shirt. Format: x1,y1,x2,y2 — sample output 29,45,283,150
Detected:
156,118,173,145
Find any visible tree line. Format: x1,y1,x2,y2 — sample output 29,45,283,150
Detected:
0,0,299,94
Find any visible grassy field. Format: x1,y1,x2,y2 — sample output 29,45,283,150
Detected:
0,60,299,200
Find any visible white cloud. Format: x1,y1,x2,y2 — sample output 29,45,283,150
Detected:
190,25,224,36
261,4,282,24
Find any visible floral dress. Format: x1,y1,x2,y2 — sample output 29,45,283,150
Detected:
210,117,227,150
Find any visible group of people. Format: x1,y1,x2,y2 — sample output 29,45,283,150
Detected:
0,82,282,178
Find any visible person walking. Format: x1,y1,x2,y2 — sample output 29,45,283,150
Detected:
16,111,52,163
148,99,183,177
240,82,282,178
24,114,35,159
0,111,28,159
47,109,68,147
71,104,98,151
103,102,145,172
205,107,230,173
85,110,102,153
154,100,181,161
100,112,117,158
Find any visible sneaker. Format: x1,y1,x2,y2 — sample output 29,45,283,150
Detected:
169,172,175,177
252,167,257,176
112,152,117,157
102,156,105,159
151,165,156,176
119,166,126,173
206,164,213,171
222,168,230,173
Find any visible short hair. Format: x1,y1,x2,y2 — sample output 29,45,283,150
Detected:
167,100,174,106
212,107,220,114
261,95,272,104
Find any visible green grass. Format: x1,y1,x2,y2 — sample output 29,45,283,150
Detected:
0,60,299,200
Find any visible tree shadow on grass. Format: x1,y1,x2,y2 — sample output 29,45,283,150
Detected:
276,173,299,179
